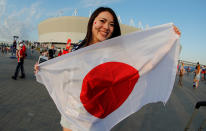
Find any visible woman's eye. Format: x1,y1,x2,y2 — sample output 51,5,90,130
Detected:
100,20,105,23
110,23,114,27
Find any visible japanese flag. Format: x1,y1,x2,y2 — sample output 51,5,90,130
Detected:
36,23,180,131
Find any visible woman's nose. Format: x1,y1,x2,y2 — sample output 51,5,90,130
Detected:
103,23,110,30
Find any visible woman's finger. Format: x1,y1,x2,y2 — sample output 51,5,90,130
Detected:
173,25,181,36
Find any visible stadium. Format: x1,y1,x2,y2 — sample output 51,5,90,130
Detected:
38,16,139,48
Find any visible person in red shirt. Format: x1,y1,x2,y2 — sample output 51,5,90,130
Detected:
12,44,25,80
58,49,62,56
62,48,69,55
22,43,26,56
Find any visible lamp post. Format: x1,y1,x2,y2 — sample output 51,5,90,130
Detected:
11,36,19,57
13,36,19,41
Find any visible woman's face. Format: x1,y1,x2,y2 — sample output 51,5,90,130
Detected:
91,11,114,44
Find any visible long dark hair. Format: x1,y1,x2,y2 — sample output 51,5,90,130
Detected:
80,7,121,47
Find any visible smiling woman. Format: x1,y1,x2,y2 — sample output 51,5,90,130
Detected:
73,7,121,51
91,11,115,44
60,7,121,131
35,6,141,131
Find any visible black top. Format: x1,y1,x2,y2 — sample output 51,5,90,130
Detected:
13,41,17,49
48,49,56,59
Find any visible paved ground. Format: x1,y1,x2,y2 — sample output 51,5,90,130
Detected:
0,50,206,131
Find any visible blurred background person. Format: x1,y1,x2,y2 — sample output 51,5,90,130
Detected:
11,43,26,80
193,64,201,88
178,62,185,87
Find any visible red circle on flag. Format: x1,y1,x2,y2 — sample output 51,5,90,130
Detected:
80,62,140,118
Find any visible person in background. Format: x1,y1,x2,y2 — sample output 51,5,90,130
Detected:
193,64,201,88
12,40,17,56
62,48,69,55
22,42,26,56
187,66,190,76
12,44,26,80
48,44,56,59
204,66,206,80
178,62,185,87
201,66,205,80
58,49,62,56
31,45,34,54
38,49,48,64
196,62,200,69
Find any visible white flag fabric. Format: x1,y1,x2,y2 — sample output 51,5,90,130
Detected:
36,23,180,131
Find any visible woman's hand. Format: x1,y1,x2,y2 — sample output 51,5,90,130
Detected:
34,62,39,74
173,25,181,36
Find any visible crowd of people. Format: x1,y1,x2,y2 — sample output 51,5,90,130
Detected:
0,43,15,56
8,40,68,79
37,44,73,64
178,61,206,88
0,40,36,80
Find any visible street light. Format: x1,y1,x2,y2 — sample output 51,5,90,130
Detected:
13,36,19,41
11,36,19,57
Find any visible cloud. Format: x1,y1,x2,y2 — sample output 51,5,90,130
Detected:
0,0,122,42
46,7,73,18
80,0,121,7
0,0,75,42
0,0,6,17
0,0,42,41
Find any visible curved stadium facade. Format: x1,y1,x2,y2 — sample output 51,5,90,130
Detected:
38,16,139,45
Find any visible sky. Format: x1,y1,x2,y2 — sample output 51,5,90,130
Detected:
0,0,205,64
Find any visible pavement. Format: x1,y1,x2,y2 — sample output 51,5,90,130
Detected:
0,50,206,131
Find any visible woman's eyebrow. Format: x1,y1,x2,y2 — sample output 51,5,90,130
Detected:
98,17,106,20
